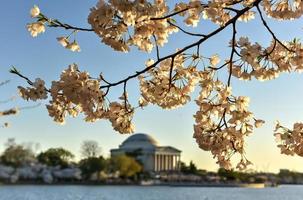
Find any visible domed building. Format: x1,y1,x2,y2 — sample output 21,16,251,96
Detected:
110,133,181,172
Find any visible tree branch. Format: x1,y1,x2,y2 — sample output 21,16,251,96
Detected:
256,5,293,53
99,0,262,90
152,34,160,60
228,22,237,86
49,19,93,32
167,21,206,37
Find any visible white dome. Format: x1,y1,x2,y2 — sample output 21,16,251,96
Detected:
120,133,158,150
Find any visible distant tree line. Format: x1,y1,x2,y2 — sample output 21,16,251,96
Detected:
0,139,142,181
1,138,303,185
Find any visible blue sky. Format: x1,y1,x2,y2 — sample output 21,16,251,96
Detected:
1,1,303,172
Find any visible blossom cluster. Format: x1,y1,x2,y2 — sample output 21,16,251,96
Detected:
139,54,199,109
26,6,81,52
57,37,81,52
175,1,204,27
26,1,270,54
274,122,303,156
27,22,45,37
87,0,256,53
18,78,47,101
230,37,303,81
201,1,232,26
88,0,178,52
262,0,303,20
87,0,256,52
0,108,19,117
107,101,135,134
172,0,256,28
26,5,45,37
193,70,264,170
18,64,134,133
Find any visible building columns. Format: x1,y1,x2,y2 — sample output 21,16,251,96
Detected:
166,155,169,171
177,155,181,171
160,154,164,171
154,154,158,172
159,155,162,171
154,153,181,172
174,155,180,171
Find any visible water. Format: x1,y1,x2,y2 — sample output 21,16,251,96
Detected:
0,185,302,200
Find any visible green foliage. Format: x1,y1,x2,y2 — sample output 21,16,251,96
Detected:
0,143,35,167
181,161,198,174
218,168,254,182
37,147,74,168
218,168,239,181
278,169,303,184
108,155,142,178
79,156,106,179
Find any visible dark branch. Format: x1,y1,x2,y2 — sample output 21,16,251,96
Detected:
99,0,262,90
256,5,293,53
153,34,160,60
168,21,206,37
168,56,176,89
150,8,190,20
228,22,237,86
10,67,33,85
49,19,93,32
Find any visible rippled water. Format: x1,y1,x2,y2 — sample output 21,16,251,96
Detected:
0,185,302,200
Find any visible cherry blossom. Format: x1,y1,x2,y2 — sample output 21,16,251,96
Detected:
13,1,303,170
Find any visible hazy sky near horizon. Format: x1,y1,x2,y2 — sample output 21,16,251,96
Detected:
1,1,303,173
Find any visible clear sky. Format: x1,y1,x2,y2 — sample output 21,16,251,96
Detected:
1,1,303,173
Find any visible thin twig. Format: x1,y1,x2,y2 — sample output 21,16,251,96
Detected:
50,19,93,32
168,56,176,89
256,5,293,53
168,21,206,37
228,22,237,86
152,34,160,60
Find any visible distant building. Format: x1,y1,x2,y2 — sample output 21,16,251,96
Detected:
110,133,181,172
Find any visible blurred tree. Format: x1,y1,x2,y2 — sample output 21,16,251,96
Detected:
218,168,240,181
108,155,142,178
0,138,36,167
189,161,198,174
181,160,198,175
79,156,106,180
37,147,74,168
80,140,101,159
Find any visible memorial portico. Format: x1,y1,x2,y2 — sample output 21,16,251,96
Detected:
111,133,181,172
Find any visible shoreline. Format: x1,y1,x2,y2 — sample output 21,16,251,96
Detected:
0,182,277,188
